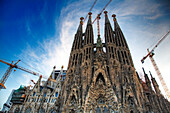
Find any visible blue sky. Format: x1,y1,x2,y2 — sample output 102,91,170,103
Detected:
0,0,170,109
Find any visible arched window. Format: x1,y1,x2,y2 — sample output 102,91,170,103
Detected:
55,92,58,97
25,107,31,113
70,94,76,105
96,73,105,85
14,107,20,113
128,97,134,107
130,110,133,113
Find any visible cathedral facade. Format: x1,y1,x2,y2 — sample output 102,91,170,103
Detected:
55,11,170,113
8,11,170,113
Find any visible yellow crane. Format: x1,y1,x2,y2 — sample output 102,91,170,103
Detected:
141,30,170,99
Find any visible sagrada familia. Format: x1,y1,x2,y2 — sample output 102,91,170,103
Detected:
8,11,170,113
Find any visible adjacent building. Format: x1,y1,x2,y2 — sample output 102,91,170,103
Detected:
1,90,14,112
19,67,66,113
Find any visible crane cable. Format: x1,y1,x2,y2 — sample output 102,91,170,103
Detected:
92,0,112,24
20,60,44,75
84,0,97,23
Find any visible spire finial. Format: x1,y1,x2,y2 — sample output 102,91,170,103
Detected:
112,14,116,21
104,11,108,17
88,12,92,19
80,17,84,25
142,67,146,75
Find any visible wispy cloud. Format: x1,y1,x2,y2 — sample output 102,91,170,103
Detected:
18,0,92,82
111,0,163,20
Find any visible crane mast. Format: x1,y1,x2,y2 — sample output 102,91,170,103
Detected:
97,14,101,37
0,59,49,90
0,60,20,89
141,31,170,100
147,49,170,99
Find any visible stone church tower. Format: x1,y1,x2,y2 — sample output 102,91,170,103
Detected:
54,11,170,113
57,11,143,112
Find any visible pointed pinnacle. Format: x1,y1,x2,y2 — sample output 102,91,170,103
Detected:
112,14,116,21
80,17,84,25
104,11,108,17
88,12,92,19
142,67,146,75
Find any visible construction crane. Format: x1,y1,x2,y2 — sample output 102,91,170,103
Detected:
92,0,112,24
83,0,97,23
141,30,170,99
97,14,101,37
0,59,49,90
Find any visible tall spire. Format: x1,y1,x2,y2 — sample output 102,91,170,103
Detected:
104,11,115,44
72,17,84,50
84,12,94,45
142,67,152,90
149,71,161,94
104,11,110,24
112,14,127,48
77,17,84,33
112,14,134,66
87,12,92,25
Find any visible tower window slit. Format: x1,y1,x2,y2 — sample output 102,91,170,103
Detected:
117,32,121,46
118,51,122,63
78,40,79,49
75,37,77,49
119,32,124,47
106,30,109,43
111,47,113,53
90,30,92,43
115,37,118,46
111,47,114,58
79,53,82,64
120,32,126,46
124,51,129,65
114,48,117,59
128,53,133,66
123,37,128,48
109,30,112,43
112,33,115,43
105,30,107,43
84,50,85,56
121,51,125,64
73,54,75,61
87,29,89,44
109,47,110,52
